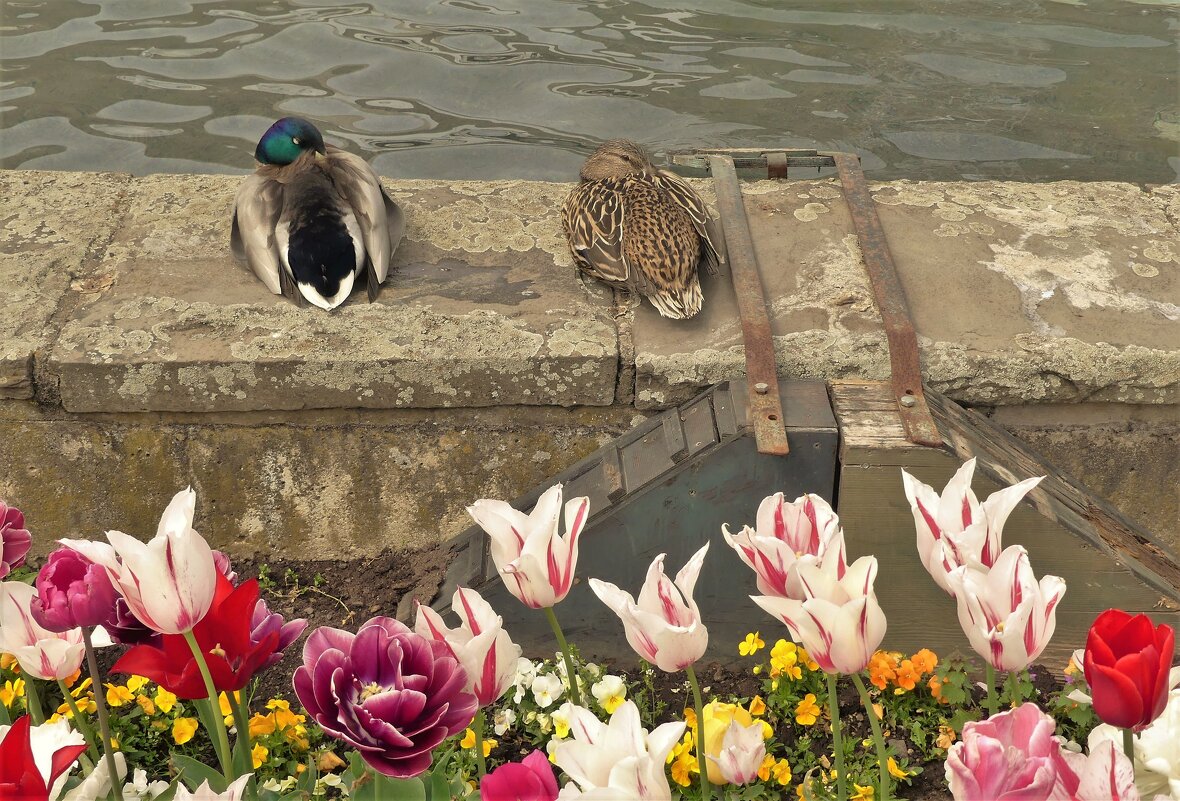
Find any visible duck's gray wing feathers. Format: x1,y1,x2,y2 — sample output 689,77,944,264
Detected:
326,147,400,301
562,179,651,294
231,174,292,296
655,169,726,275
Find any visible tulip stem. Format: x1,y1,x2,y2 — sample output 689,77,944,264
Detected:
851,673,891,801
181,629,234,781
24,675,45,725
1122,727,1134,763
685,665,712,801
233,688,252,775
83,627,125,801
57,678,101,767
542,606,582,706
984,663,999,716
473,709,488,778
825,671,847,801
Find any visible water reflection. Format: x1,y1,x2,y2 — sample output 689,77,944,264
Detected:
0,0,1175,181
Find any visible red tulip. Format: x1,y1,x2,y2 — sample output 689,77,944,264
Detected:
480,750,559,801
1084,609,1176,731
111,575,279,699
0,715,87,800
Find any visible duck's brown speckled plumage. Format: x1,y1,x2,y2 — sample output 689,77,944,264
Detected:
562,140,723,319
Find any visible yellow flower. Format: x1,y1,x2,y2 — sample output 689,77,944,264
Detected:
251,743,269,768
0,653,18,672
701,701,757,784
771,758,792,786
911,649,938,675
888,757,912,780
173,717,199,745
126,675,149,694
70,678,92,698
758,754,775,782
105,684,134,707
739,632,765,656
667,730,694,764
0,678,25,707
851,783,875,801
936,724,956,750
135,694,156,716
460,728,476,749
683,707,697,730
798,647,819,672
669,749,698,787
768,640,803,680
795,693,821,726
154,688,177,714
748,695,766,716
249,713,277,738
218,691,239,726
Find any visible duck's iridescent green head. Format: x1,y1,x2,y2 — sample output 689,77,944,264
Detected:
254,117,326,165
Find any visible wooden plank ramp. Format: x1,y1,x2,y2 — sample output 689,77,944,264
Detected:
830,380,1180,668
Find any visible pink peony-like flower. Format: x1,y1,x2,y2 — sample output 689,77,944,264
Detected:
945,703,1074,801
480,750,558,801
293,616,477,778
1,501,32,580
31,547,119,632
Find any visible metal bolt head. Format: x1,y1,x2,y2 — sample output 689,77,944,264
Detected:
900,395,917,408
754,382,769,395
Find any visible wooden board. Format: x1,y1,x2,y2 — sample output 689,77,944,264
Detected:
831,380,1180,667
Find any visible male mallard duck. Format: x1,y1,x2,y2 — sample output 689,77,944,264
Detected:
562,140,723,319
231,117,404,310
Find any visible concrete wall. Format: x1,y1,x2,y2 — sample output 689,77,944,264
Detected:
1,169,1176,557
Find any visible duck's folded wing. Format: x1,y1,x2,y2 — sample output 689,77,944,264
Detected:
327,148,399,298
655,170,726,274
231,174,288,296
562,180,647,292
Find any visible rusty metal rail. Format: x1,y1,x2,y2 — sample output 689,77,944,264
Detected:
709,155,790,456
670,148,942,448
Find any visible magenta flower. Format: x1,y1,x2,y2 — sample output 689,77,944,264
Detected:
945,703,1075,800
251,597,306,670
293,617,477,778
1,500,31,580
480,750,559,801
31,547,119,632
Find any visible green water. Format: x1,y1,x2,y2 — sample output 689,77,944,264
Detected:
1,0,1176,181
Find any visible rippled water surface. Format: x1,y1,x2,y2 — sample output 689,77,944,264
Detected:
1,0,1177,181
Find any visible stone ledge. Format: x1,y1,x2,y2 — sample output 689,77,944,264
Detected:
1,170,1176,412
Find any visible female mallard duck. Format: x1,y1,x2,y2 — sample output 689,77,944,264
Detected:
231,117,404,310
562,140,723,319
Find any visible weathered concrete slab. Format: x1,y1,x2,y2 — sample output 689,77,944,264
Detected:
45,176,618,412
635,179,1180,408
0,171,131,398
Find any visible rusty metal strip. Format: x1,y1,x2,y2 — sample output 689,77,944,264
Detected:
708,155,790,456
831,152,942,447
765,151,789,179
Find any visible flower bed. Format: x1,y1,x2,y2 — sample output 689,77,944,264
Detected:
0,465,1178,800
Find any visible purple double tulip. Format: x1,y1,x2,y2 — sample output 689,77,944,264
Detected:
293,616,477,778
31,547,119,631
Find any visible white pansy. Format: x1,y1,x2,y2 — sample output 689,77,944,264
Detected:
531,672,564,708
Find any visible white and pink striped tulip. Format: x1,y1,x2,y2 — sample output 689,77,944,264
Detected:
902,459,1043,595
589,545,709,673
414,586,521,708
946,545,1066,673
751,551,886,675
60,487,218,635
0,581,87,681
722,492,846,599
467,484,589,610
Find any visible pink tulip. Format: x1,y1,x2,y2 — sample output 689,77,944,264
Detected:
480,750,558,801
588,545,709,672
31,547,119,632
61,487,218,635
722,492,846,598
946,545,1066,672
945,703,1075,801
0,581,87,681
903,460,1043,595
751,552,886,675
709,720,767,786
467,484,588,609
1,500,32,580
414,586,522,708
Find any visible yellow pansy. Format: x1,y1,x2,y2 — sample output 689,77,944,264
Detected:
795,693,821,726
683,707,697,730
173,717,199,745
249,713,277,738
771,758,792,786
0,678,25,707
135,695,156,716
769,640,802,680
798,647,820,672
460,728,476,749
70,678,92,698
851,783,875,801
748,695,766,716
106,684,134,707
126,675,149,694
757,754,775,782
669,748,698,787
154,688,177,714
888,758,912,780
218,691,239,726
738,632,765,656
63,669,82,688
0,653,19,672
251,744,269,768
